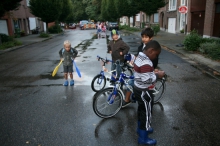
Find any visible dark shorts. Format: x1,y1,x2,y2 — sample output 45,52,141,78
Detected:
63,65,73,73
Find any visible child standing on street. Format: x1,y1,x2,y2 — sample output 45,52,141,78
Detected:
59,40,78,86
122,27,155,107
134,40,165,145
107,29,130,81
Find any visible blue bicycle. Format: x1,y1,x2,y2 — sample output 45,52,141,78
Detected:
91,56,112,92
91,56,133,92
93,61,167,118
93,68,135,118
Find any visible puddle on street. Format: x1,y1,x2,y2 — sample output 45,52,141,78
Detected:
40,73,63,80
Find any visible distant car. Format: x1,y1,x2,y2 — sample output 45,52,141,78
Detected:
79,20,89,30
107,22,119,31
84,22,96,29
69,23,76,29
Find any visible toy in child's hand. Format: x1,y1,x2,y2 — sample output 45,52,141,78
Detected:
52,60,63,77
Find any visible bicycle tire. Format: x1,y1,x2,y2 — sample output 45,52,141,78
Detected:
153,79,165,103
93,87,123,118
91,74,106,92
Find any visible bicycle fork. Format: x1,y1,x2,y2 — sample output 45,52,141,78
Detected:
107,88,118,105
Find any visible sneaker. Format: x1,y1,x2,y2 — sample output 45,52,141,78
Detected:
122,100,131,108
70,80,74,86
63,81,68,86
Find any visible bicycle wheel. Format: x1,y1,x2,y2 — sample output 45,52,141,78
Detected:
91,74,106,92
93,87,123,118
153,79,165,103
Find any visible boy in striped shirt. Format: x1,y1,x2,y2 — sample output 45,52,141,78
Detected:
134,40,165,145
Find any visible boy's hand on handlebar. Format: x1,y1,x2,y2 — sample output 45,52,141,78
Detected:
156,71,165,79
120,52,123,55
109,51,112,54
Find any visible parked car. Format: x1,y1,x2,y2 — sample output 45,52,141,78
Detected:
107,22,119,30
83,22,96,29
79,20,88,30
69,23,76,29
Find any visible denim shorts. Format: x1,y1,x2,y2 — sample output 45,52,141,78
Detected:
63,65,73,73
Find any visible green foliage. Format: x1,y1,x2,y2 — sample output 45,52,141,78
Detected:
58,0,74,22
183,30,202,51
0,40,22,50
0,34,14,43
199,42,220,60
151,24,160,36
0,0,22,17
39,32,50,38
72,0,89,21
119,25,140,32
114,0,139,18
180,29,184,33
48,25,62,34
29,0,63,23
106,0,118,21
202,38,220,44
101,0,109,21
137,0,166,16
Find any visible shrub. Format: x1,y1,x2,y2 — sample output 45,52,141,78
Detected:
39,32,50,38
48,25,62,33
0,33,14,43
180,29,184,33
202,37,220,44
119,25,140,32
200,42,220,60
151,24,160,36
183,30,202,51
0,40,20,50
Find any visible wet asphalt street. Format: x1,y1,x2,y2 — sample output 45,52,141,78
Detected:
0,28,220,146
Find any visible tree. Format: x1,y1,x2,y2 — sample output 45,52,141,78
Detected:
100,0,109,21
71,0,89,22
29,0,64,32
105,0,118,21
0,0,22,18
58,0,74,23
114,0,139,26
137,0,166,22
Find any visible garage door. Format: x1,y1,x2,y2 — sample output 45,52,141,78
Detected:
0,20,8,35
168,18,176,33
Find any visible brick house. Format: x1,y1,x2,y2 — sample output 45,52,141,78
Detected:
0,0,45,36
158,0,220,37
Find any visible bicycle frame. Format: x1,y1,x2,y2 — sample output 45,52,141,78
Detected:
107,72,134,104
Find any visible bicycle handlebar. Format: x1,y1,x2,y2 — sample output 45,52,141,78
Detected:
97,55,112,63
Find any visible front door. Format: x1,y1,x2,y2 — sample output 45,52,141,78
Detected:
168,18,176,33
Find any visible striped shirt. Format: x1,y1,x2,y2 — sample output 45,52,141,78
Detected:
134,52,157,90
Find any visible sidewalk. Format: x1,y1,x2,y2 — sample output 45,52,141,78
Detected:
130,30,220,80
0,33,59,55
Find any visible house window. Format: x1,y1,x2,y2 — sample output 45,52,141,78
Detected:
181,0,185,5
154,13,159,23
216,3,220,13
136,14,140,21
26,0,30,6
169,0,177,11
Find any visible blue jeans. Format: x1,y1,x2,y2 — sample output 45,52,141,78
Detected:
111,61,124,78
